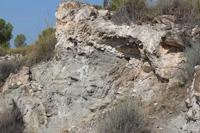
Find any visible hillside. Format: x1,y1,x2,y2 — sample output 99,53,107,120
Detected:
0,1,200,133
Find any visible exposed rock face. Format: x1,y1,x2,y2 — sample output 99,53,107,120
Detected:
186,66,200,121
1,1,200,133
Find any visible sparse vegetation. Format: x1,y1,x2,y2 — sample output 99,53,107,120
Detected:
94,5,103,9
3,27,57,67
109,0,200,25
110,0,147,12
6,47,27,56
96,98,148,133
155,0,200,24
146,81,188,117
0,60,17,82
30,27,56,63
184,40,200,80
0,101,25,133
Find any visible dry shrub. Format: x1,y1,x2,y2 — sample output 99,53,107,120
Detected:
6,47,27,56
111,2,136,25
110,0,146,10
194,0,200,15
21,28,56,67
96,98,149,133
0,49,7,56
0,101,25,133
155,0,191,23
154,0,200,25
184,40,200,81
0,60,17,82
111,0,150,24
3,27,56,68
110,0,200,26
34,27,56,61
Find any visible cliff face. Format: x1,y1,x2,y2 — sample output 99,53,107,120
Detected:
1,1,200,133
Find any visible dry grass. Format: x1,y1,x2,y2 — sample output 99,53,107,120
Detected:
6,47,27,56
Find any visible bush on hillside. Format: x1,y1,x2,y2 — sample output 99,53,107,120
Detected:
110,0,200,25
21,27,56,67
110,0,146,11
111,0,150,24
6,47,27,56
0,101,25,133
34,27,56,61
155,0,197,24
96,98,148,133
111,2,136,25
184,40,200,81
194,0,200,15
0,60,17,82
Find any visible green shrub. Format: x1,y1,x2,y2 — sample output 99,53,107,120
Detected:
0,60,17,82
96,98,147,133
110,0,127,10
110,0,146,11
94,5,103,9
33,28,56,62
20,27,56,67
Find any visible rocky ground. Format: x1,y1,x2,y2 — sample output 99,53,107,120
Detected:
1,1,200,133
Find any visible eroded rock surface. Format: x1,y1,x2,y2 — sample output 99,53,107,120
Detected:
1,1,200,133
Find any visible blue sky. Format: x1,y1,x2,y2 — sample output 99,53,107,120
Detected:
0,0,103,48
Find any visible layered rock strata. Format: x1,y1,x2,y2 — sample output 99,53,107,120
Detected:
1,1,200,133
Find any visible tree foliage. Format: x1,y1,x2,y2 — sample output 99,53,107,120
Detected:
14,34,27,48
0,19,13,49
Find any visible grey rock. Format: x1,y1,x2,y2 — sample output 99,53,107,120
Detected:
1,1,200,133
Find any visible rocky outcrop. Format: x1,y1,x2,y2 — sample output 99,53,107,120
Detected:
1,1,200,133
55,1,198,84
186,66,200,121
